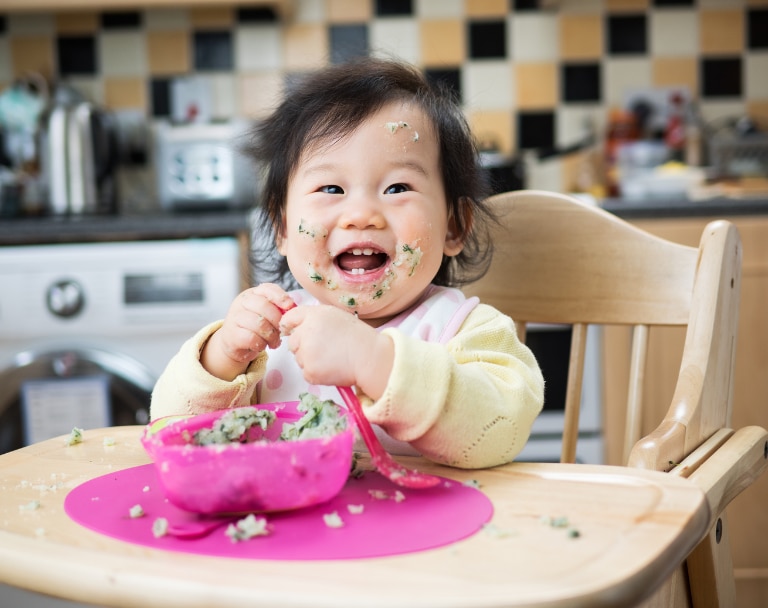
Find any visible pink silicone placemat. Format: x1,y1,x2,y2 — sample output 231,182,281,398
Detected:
64,464,493,560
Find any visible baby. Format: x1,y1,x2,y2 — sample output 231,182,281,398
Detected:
151,58,544,469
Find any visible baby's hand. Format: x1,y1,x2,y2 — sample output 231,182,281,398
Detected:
201,284,296,381
280,305,393,399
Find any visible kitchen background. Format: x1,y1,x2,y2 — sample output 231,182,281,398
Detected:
2,1,768,607
0,0,767,213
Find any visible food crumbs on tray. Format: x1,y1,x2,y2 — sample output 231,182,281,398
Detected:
142,485,150,493
65,428,83,446
347,504,364,515
226,514,270,542
368,489,389,500
129,504,145,518
19,500,41,511
482,523,516,539
323,511,344,528
393,491,406,503
152,518,169,538
102,436,116,447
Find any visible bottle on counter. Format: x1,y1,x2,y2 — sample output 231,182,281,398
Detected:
664,92,686,163
604,109,639,198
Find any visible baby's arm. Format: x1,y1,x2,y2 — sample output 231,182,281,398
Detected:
363,304,545,469
201,284,297,381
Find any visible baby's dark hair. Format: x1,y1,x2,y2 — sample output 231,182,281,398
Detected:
243,57,495,288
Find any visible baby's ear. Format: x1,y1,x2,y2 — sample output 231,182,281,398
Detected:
444,199,473,257
275,220,288,255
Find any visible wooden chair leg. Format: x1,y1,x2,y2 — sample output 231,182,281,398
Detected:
686,513,736,608
638,566,691,607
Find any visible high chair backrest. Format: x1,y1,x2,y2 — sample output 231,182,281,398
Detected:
462,190,742,470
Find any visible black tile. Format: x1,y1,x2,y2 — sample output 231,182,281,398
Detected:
607,14,647,55
652,0,694,5
329,24,368,64
562,63,601,103
57,36,97,76
701,57,742,98
193,31,233,71
469,20,507,59
150,78,171,118
0,16,6,35
748,9,768,50
517,111,555,150
237,7,278,22
100,11,142,29
514,0,539,10
425,68,462,104
375,0,413,16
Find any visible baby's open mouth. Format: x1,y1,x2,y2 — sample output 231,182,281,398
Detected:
335,248,389,275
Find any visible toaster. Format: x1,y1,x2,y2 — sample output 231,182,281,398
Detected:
155,121,257,211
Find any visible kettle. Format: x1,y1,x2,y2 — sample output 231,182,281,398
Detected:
39,91,118,215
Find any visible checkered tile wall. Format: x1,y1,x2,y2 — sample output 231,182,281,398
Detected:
1,0,767,191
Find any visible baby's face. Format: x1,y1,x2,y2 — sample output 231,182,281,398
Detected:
279,100,463,325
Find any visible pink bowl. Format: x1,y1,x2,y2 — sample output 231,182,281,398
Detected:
141,401,354,515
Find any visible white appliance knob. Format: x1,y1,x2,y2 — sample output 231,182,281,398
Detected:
46,280,85,318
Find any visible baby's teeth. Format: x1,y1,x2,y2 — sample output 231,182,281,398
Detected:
362,248,373,255
350,248,374,256
352,248,362,255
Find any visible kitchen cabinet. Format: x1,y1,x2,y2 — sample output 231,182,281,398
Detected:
0,0,293,16
602,213,768,608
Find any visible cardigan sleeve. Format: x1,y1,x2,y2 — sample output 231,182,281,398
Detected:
149,321,267,420
363,303,545,469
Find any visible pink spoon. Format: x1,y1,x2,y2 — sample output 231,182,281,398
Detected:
278,304,440,489
336,386,441,489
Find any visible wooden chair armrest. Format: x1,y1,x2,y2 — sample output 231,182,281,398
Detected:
685,426,768,529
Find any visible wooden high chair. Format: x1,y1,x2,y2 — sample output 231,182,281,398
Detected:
462,190,768,607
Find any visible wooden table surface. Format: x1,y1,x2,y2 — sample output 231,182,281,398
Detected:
0,426,710,608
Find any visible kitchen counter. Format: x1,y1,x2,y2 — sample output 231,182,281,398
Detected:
601,195,768,219
0,209,253,246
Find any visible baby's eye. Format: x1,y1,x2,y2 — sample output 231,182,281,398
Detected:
319,185,344,194
384,183,409,195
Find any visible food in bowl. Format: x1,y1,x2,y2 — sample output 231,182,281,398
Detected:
141,394,354,515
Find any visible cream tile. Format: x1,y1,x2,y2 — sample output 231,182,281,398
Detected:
236,25,282,71
560,14,603,60
63,76,103,105
468,110,514,154
699,100,747,127
420,20,465,66
283,23,329,70
100,32,147,77
605,58,652,106
147,31,190,76
650,10,699,56
239,71,285,118
9,36,54,79
699,0,746,7
515,62,558,109
0,39,10,82
557,106,607,149
700,9,744,54
526,156,565,192
371,19,420,65
144,9,189,30
463,61,514,111
416,0,463,19
746,55,768,100
466,0,508,18
510,13,558,62
327,0,372,23
209,73,238,119
6,14,54,36
104,77,147,112
294,0,326,23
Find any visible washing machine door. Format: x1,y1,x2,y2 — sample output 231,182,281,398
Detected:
0,347,155,454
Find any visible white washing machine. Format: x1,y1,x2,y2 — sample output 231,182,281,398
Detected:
0,237,241,454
